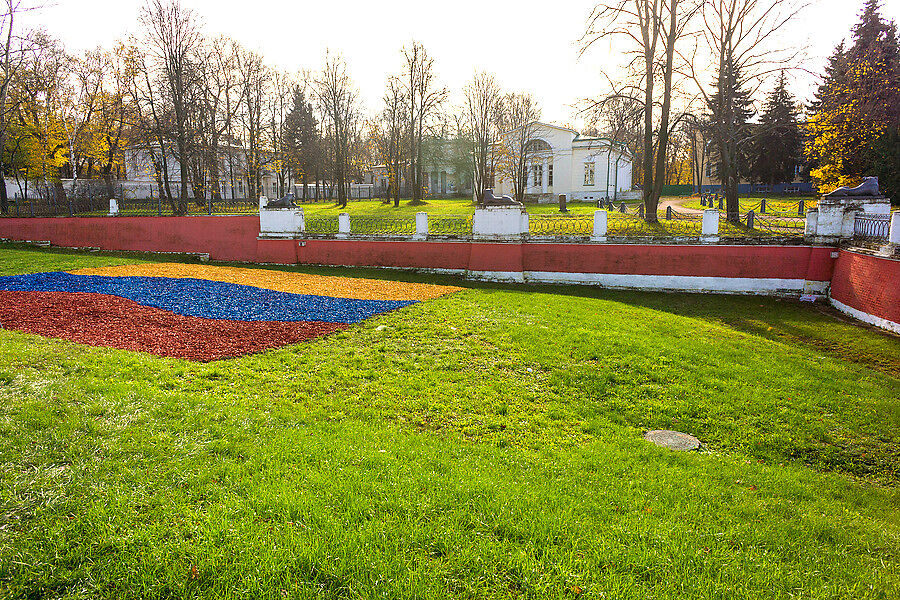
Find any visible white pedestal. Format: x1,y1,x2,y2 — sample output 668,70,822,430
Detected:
701,209,719,243
472,207,528,239
260,207,304,237
813,196,891,244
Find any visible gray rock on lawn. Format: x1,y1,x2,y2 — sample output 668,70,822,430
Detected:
644,430,702,451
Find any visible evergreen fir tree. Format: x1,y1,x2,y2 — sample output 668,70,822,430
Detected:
282,86,319,200
705,56,754,220
750,72,803,186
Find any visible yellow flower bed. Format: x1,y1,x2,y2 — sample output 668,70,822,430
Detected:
71,264,463,301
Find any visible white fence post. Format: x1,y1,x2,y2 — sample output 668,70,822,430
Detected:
337,212,351,239
414,212,428,240
890,211,900,245
109,198,119,216
591,210,608,242
804,208,818,238
701,209,719,243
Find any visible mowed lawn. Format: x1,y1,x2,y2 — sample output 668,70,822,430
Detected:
299,197,641,217
0,246,898,599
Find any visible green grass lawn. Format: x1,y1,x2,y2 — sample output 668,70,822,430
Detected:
300,198,645,218
0,246,898,599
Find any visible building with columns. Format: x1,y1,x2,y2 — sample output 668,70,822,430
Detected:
494,122,633,202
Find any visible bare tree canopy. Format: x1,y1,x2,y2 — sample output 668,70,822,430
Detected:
315,51,360,209
464,72,502,203
681,0,806,222
582,0,702,222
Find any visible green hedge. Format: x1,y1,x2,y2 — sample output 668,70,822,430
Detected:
661,184,694,196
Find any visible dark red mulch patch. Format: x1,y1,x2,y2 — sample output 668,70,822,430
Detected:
0,291,350,361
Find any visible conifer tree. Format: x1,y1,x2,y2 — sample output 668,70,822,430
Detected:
282,85,319,201
750,72,803,186
706,57,754,221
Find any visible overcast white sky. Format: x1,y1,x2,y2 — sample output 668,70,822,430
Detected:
21,0,900,129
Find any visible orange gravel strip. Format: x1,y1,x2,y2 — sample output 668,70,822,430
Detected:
70,263,463,301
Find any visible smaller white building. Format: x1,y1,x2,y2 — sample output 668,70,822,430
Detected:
494,122,633,202
123,144,280,200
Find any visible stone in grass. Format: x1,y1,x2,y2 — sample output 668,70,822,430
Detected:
644,430,701,451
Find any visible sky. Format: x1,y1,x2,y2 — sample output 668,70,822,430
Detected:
20,0,900,130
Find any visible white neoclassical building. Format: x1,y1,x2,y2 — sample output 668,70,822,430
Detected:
494,122,633,202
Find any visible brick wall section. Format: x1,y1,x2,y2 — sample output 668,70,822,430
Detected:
830,250,900,325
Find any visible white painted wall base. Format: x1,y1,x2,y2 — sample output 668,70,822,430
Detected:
830,297,900,334
521,272,828,295
466,270,526,283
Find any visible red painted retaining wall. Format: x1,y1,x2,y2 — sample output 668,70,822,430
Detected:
523,244,834,280
830,249,900,329
0,215,835,282
0,216,260,262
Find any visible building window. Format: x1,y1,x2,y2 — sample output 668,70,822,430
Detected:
548,163,553,186
584,162,595,186
533,164,543,187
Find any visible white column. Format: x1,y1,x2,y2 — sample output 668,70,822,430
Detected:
804,208,818,238
541,158,548,194
591,210,607,242
414,211,428,240
701,209,719,243
890,211,900,244
337,212,351,238
109,198,119,216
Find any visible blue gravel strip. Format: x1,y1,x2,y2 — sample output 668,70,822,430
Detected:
0,272,416,323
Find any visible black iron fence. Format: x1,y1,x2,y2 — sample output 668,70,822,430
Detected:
854,213,891,241
0,195,261,217
530,214,594,237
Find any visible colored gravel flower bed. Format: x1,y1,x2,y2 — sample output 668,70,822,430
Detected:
0,291,350,361
0,263,460,360
71,264,463,300
0,272,414,323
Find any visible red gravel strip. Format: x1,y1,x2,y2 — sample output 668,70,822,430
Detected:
0,291,350,361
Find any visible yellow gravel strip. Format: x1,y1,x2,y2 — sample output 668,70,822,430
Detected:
70,264,462,301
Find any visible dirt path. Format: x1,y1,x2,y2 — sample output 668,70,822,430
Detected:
658,197,705,215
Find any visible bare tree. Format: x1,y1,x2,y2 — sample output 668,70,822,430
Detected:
583,0,701,221
315,52,359,209
267,70,293,198
125,42,177,206
376,75,406,207
583,94,644,201
464,71,502,203
235,46,268,201
139,0,202,213
402,42,447,205
681,0,805,222
496,92,541,204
